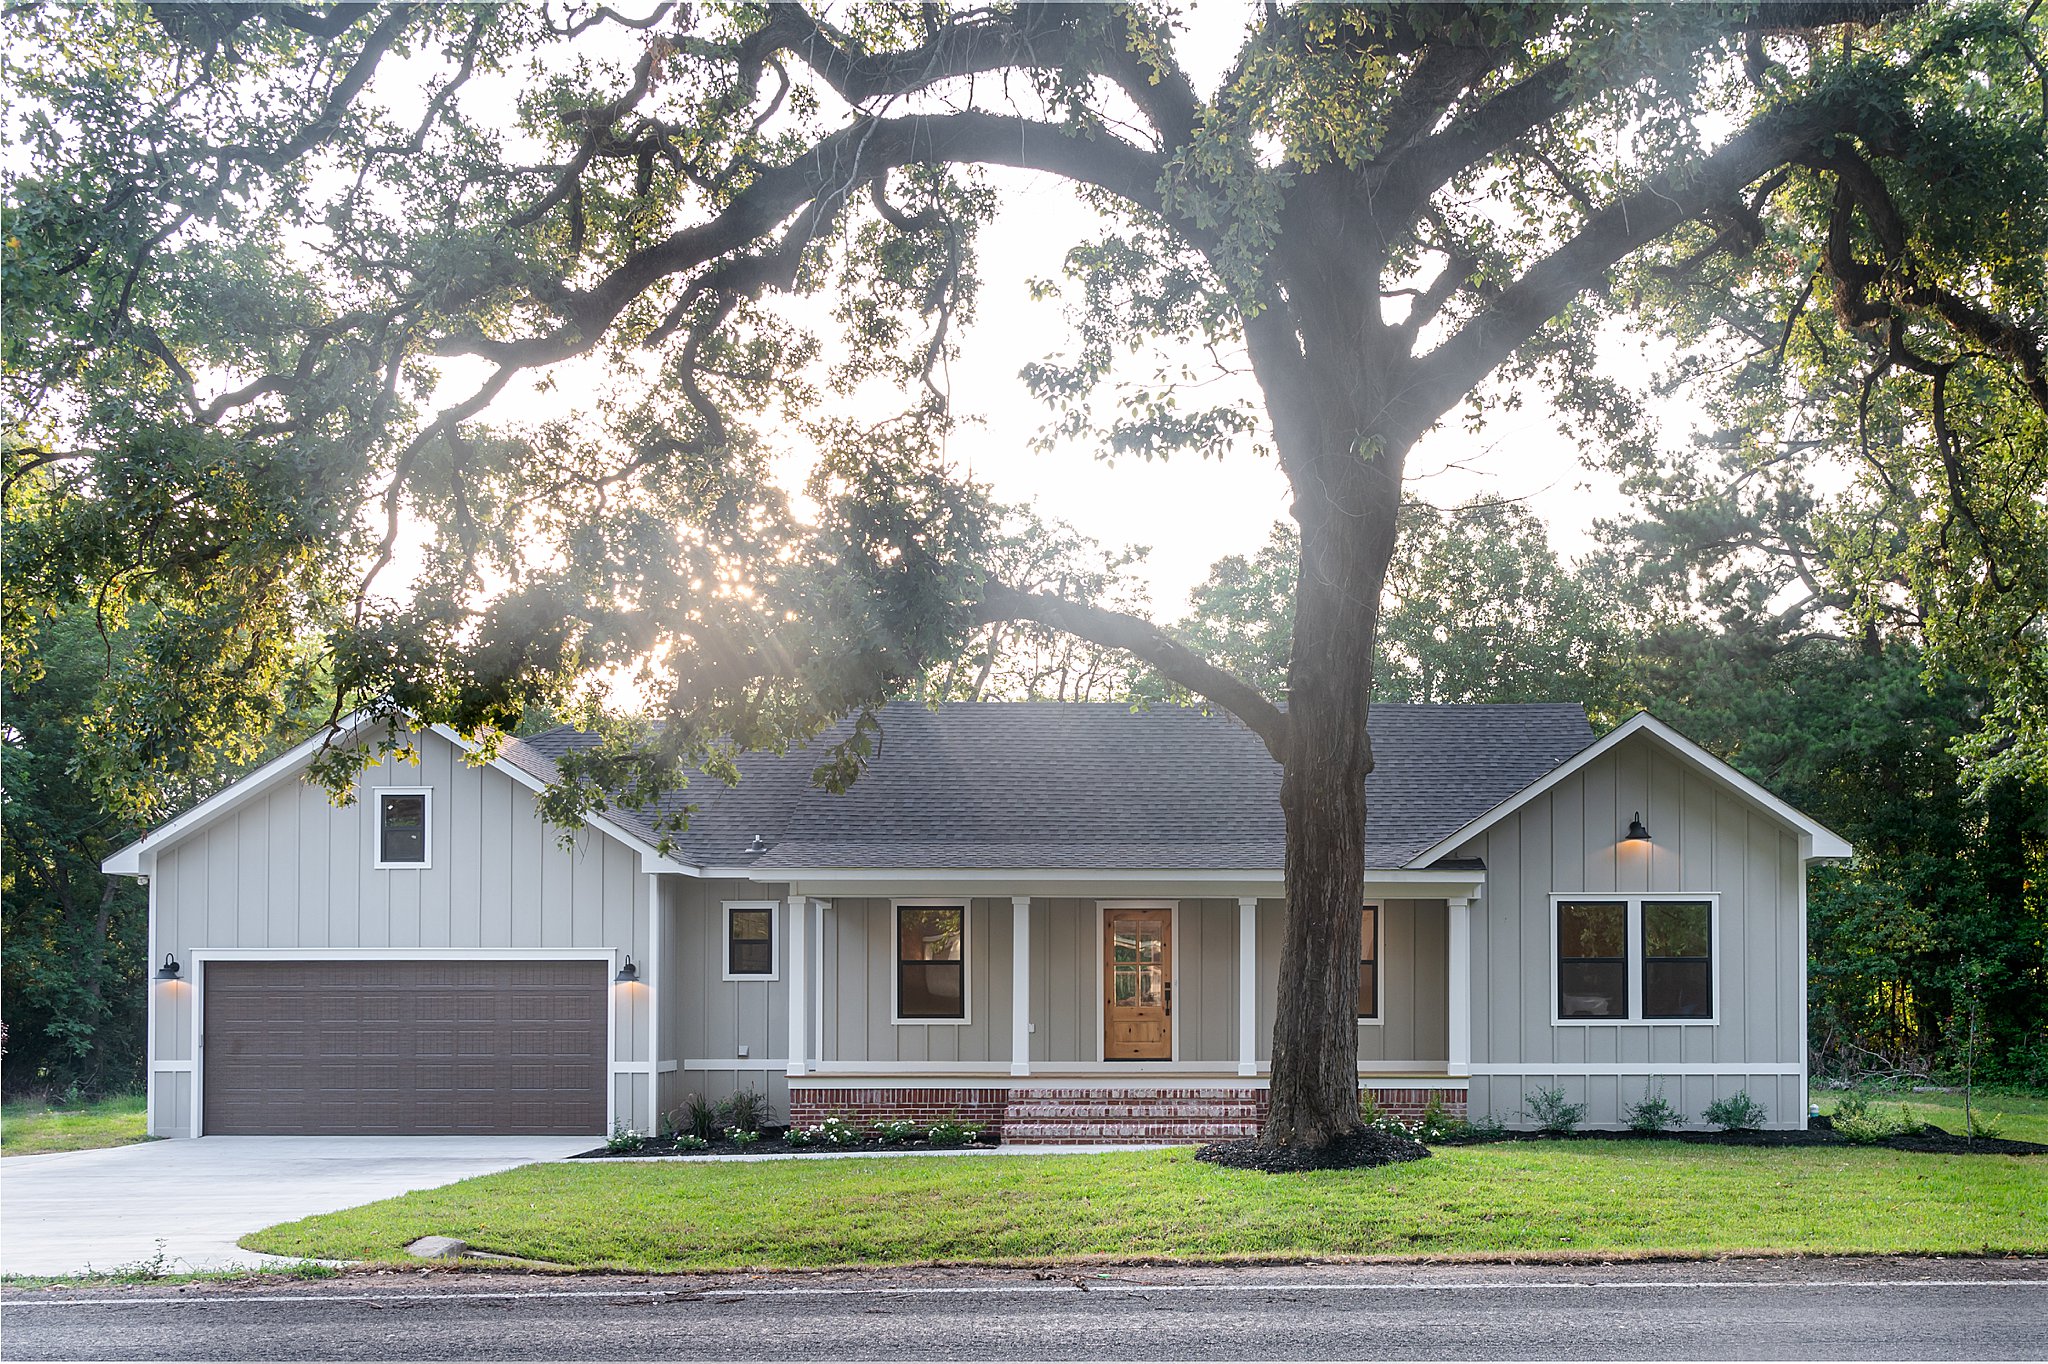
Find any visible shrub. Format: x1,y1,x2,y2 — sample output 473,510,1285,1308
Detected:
1965,1110,2005,1140
1624,1092,1685,1132
720,1088,771,1135
1525,1086,1587,1134
1829,1092,1906,1145
871,1119,918,1144
795,1116,861,1147
1414,1095,1468,1143
685,1093,719,1142
1462,1113,1509,1141
927,1118,987,1146
729,1129,760,1148
605,1122,646,1154
1703,1090,1769,1131
673,1134,711,1152
1357,1092,1386,1127
784,1126,814,1148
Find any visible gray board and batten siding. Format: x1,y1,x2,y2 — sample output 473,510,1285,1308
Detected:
1453,727,1809,1128
143,733,655,1137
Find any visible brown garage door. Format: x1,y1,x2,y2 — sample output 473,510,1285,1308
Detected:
201,960,606,1135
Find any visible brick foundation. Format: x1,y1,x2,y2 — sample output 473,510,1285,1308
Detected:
789,1087,1011,1137
788,1083,1467,1143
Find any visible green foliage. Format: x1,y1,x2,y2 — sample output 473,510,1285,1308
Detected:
684,1094,719,1143
729,1129,761,1148
1525,1087,1587,1135
672,1134,712,1152
605,1122,647,1154
1831,1093,1913,1145
1625,1094,1687,1133
718,1088,771,1136
925,1118,986,1147
1702,1092,1770,1132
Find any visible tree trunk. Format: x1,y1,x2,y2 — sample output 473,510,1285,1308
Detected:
1263,431,1404,1147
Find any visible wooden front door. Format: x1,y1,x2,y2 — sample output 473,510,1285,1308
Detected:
1103,907,1173,1060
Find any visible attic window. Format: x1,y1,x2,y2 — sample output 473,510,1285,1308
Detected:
375,790,430,868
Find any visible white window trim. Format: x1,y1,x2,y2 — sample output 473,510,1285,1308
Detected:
891,899,971,1027
722,900,780,981
1358,901,1384,1026
372,787,433,870
1549,892,1721,1027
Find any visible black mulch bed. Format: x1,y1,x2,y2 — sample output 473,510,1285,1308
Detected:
1195,1126,1431,1173
1431,1115,2047,1157
572,1130,996,1159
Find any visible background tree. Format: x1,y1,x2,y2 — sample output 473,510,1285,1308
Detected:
8,1,2043,1144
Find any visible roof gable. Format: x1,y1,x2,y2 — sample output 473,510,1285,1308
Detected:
1402,710,1854,866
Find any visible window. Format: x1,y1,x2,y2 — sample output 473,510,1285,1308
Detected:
1557,900,1627,1019
375,790,429,867
896,904,966,1021
1643,900,1713,1018
1357,904,1379,1019
725,903,777,979
1551,895,1720,1023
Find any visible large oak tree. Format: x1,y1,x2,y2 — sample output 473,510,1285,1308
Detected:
7,1,2043,1144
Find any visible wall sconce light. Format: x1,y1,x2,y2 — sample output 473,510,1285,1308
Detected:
1624,812,1652,843
154,953,182,980
614,959,640,983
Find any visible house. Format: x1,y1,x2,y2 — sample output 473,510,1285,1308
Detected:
102,701,1850,1141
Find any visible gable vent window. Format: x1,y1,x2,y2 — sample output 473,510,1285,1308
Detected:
375,790,430,868
1556,900,1628,1019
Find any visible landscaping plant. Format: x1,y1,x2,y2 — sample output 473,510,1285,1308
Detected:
720,1089,772,1136
1525,1087,1588,1135
605,1123,646,1155
1625,1093,1686,1133
685,1094,718,1143
1703,1092,1770,1131
730,1130,760,1148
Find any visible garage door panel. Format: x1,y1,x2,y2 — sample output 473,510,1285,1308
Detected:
201,960,606,1135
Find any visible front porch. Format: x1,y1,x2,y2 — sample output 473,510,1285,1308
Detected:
770,875,1481,1142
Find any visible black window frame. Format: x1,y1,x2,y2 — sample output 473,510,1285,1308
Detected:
1641,899,1714,1020
1556,899,1629,1020
1357,903,1380,1020
375,790,430,867
895,904,967,1022
725,903,776,979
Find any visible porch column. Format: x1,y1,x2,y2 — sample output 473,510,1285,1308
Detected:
1446,895,1472,1077
1010,896,1032,1076
1237,896,1259,1076
786,894,807,1077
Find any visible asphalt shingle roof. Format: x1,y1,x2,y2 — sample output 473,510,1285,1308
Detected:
511,700,1595,872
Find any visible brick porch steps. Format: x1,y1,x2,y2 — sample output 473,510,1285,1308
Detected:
1001,1087,1263,1145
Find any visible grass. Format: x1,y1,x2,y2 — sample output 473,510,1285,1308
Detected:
243,1142,2045,1271
1,1093,150,1157
1812,1086,2048,1145
1,1261,343,1290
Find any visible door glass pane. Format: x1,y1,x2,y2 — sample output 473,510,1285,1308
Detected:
1114,965,1136,1005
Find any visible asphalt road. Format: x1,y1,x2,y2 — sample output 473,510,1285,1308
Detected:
4,1258,2044,1361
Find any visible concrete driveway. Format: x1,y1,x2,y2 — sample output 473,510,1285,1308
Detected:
0,1135,592,1277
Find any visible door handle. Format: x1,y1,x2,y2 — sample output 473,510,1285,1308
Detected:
1164,981,1172,1016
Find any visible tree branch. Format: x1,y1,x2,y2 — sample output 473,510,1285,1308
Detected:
974,580,1290,762
1397,94,1871,443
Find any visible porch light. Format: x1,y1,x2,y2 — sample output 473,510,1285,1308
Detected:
154,953,182,980
614,959,640,983
1625,812,1652,843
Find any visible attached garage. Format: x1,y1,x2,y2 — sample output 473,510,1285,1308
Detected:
200,959,608,1136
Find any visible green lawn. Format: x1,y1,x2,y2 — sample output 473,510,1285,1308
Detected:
1,1093,150,1157
244,1143,2045,1271
1813,1086,2048,1145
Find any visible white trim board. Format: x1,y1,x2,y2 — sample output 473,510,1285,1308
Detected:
1406,711,1854,868
1548,893,1723,1028
891,900,973,1027
370,786,433,870
721,900,782,982
1467,1063,1803,1077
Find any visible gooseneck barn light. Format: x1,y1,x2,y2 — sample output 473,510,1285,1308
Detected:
154,953,182,980
1625,812,1653,843
614,959,640,983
